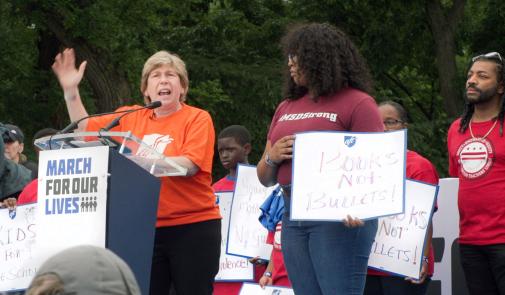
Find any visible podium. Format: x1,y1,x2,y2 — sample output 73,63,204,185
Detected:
33,131,187,294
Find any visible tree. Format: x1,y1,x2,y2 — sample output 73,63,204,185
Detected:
426,0,466,118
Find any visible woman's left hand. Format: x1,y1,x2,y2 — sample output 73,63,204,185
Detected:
342,215,364,227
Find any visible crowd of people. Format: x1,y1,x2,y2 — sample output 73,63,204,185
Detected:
1,22,504,295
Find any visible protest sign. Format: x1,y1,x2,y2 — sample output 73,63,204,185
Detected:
368,179,438,278
291,130,406,220
215,192,254,281
227,164,275,260
36,146,109,261
239,282,295,295
0,204,37,292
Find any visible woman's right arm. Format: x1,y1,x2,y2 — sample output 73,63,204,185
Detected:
257,136,295,187
257,140,278,187
52,48,89,131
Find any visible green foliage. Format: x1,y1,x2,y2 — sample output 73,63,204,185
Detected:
1,0,499,179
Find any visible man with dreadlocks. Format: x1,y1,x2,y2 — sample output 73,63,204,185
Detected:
447,52,505,295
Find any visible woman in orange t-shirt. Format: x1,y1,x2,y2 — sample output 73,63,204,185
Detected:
52,48,221,295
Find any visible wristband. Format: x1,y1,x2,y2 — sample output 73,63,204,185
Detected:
263,271,272,278
265,153,279,168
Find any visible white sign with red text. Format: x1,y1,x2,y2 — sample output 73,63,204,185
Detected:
291,130,406,221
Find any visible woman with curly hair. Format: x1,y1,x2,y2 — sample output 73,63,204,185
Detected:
257,23,382,295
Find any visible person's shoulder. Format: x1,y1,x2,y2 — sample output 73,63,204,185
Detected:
407,150,436,171
448,117,462,133
181,103,211,119
339,87,372,99
331,87,376,107
407,150,432,165
212,176,235,192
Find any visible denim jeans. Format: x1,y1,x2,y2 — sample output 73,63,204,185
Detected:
281,195,378,295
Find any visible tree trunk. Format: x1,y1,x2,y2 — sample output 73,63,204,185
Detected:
44,19,132,113
426,0,465,119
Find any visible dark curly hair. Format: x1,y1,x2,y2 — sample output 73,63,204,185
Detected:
281,23,373,100
459,55,505,136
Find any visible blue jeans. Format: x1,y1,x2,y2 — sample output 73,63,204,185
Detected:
281,196,378,295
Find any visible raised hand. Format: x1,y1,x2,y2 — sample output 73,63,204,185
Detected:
51,48,87,97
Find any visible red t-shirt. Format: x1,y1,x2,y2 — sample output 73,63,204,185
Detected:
448,118,505,245
368,150,439,276
212,176,266,295
268,88,383,185
86,103,221,227
213,175,236,192
266,222,291,287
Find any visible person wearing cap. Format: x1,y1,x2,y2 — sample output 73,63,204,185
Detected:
25,245,141,295
0,123,31,208
3,124,37,179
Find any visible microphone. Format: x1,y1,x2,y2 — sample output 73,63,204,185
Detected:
101,101,162,132
59,101,162,134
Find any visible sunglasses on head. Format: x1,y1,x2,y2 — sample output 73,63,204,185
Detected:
472,52,503,63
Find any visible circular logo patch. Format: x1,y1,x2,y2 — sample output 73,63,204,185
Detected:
457,137,494,179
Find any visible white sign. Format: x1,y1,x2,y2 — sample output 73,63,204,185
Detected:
432,178,460,295
368,179,438,279
0,204,37,292
291,130,406,220
239,282,295,295
36,146,109,263
215,192,254,281
227,164,275,260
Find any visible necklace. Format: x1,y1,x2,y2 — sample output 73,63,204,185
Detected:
469,119,498,139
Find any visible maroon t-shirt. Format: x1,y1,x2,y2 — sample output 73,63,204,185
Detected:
448,118,505,245
268,88,383,185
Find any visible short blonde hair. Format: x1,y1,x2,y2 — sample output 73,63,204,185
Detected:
140,50,189,103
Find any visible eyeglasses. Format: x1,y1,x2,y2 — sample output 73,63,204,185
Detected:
383,119,404,127
472,52,503,63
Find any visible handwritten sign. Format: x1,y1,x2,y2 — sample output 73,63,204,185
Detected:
368,179,438,278
215,192,254,281
36,146,109,261
227,164,275,260
239,282,295,295
0,204,37,292
291,130,406,220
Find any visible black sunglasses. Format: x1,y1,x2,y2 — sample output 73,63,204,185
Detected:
472,52,503,63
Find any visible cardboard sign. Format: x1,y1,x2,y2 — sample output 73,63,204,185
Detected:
291,130,406,220
36,146,109,262
227,164,274,260
0,204,37,292
215,192,254,281
239,282,295,295
368,179,438,278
